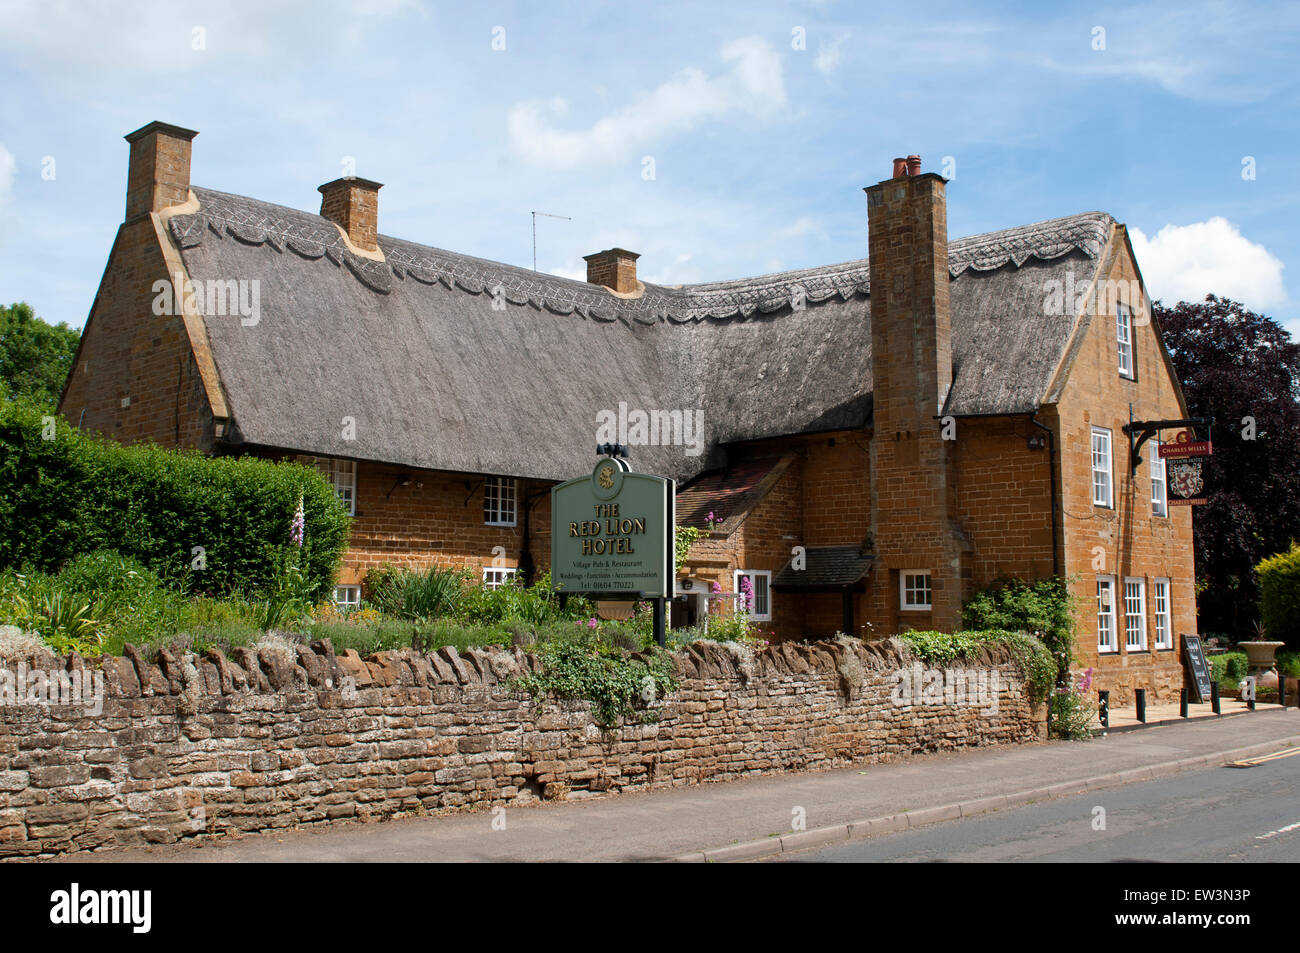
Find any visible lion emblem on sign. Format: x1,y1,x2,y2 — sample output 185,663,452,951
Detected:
1168,459,1204,499
598,464,615,489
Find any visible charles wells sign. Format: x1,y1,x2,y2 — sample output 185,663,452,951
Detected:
551,458,675,600
1159,429,1213,506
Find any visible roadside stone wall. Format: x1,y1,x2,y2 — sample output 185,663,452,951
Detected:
0,638,1045,857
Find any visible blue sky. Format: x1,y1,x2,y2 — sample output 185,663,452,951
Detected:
1,0,1296,334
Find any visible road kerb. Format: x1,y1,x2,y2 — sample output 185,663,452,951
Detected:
847,814,908,839
959,795,1008,817
675,732,1300,862
905,804,962,828
780,826,851,853
699,838,784,864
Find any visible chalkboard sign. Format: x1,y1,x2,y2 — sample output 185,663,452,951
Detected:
1182,634,1212,703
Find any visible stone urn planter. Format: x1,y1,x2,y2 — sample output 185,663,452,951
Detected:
1243,641,1286,675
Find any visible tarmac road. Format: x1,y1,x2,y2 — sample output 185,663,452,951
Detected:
776,744,1300,862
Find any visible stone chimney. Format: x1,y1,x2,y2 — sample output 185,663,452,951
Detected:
583,248,640,294
124,121,198,221
318,177,383,252
864,155,964,631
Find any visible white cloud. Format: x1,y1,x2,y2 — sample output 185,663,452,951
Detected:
0,0,421,76
814,32,849,76
548,262,587,282
508,37,787,169
1131,218,1286,310
0,145,15,205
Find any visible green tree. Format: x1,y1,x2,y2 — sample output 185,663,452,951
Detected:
0,302,80,409
1155,295,1300,638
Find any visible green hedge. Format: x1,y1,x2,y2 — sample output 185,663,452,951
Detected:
1257,543,1300,650
1209,651,1249,690
0,399,349,600
897,629,1056,704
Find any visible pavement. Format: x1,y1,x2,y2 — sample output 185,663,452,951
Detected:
1105,698,1283,730
54,706,1300,863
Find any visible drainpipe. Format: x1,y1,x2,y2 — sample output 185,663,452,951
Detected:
1028,414,1060,578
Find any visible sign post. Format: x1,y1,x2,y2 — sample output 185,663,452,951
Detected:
551,451,675,647
1181,633,1213,704
1159,430,1213,507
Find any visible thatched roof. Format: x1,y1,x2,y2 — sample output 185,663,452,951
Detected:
168,188,1113,484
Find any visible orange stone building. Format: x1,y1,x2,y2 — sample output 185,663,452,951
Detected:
61,123,1197,701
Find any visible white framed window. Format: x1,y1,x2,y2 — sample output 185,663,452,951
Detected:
333,585,361,609
1152,578,1172,650
484,476,517,526
483,567,517,589
1097,576,1117,653
900,570,933,612
1151,438,1167,517
734,569,772,621
1091,428,1113,508
300,455,357,516
1124,578,1147,651
1117,303,1134,378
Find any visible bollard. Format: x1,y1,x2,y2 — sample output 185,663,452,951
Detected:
1248,677,1256,711
1211,681,1221,715
1136,688,1146,723
1283,676,1289,711
1180,688,1188,718
1098,690,1109,729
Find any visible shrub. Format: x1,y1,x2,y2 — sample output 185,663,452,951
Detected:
1050,672,1098,741
1209,651,1249,690
1278,650,1300,679
0,400,349,600
962,577,1078,682
457,571,587,626
365,564,469,622
1257,543,1300,650
514,633,679,727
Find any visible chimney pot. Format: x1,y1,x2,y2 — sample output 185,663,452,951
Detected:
892,157,909,178
123,121,198,220
318,176,384,252
583,247,641,294
907,154,922,176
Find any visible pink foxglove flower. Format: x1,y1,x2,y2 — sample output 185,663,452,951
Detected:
290,496,305,548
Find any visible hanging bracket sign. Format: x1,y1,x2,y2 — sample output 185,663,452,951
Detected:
551,458,675,599
1159,429,1213,506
